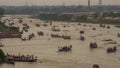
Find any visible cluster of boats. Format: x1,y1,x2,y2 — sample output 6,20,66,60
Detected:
22,24,30,32
5,54,37,64
99,24,110,29
89,42,117,53
57,41,117,54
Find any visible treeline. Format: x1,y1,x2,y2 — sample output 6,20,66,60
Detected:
0,22,19,33
36,13,90,22
36,12,120,25
89,12,120,24
1,5,120,14
2,6,89,14
102,12,120,17
37,14,73,21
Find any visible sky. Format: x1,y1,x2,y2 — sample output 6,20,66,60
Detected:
0,0,120,6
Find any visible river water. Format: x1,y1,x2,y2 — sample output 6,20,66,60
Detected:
0,15,120,68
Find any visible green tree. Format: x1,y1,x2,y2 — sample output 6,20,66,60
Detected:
0,7,4,19
0,49,5,63
75,15,88,22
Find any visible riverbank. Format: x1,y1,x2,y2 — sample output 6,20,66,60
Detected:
35,12,120,25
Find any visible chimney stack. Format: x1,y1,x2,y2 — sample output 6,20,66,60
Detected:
88,0,91,12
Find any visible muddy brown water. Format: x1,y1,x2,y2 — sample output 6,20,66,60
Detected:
0,15,120,68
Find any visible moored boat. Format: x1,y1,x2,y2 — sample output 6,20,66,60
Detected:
5,54,37,62
58,45,72,52
5,56,15,64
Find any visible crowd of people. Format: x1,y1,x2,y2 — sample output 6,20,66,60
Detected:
6,53,37,62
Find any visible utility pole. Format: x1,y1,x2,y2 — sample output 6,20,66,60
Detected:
88,0,91,12
25,0,28,8
98,0,103,20
62,2,65,13
25,0,28,14
99,0,102,12
99,0,102,6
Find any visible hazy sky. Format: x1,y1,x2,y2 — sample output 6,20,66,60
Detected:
0,0,120,6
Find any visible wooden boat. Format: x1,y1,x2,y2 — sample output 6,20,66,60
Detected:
5,54,37,62
80,30,84,34
58,45,72,52
14,59,37,62
107,46,117,53
90,42,97,48
36,24,40,27
51,28,60,32
5,56,15,64
62,35,71,40
37,31,44,36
